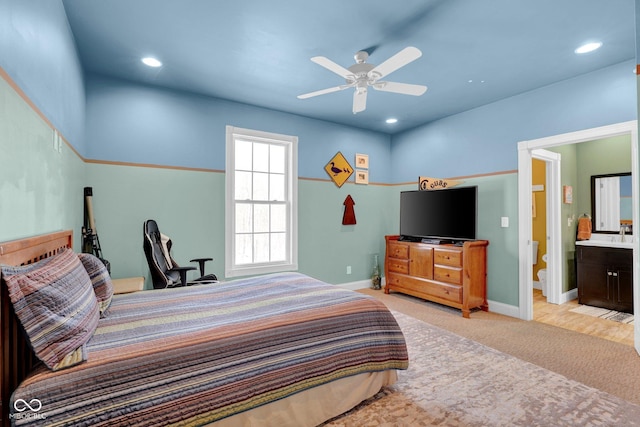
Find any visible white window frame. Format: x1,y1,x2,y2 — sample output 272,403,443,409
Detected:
225,125,298,277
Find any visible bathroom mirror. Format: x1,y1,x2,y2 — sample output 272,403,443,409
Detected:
590,172,632,233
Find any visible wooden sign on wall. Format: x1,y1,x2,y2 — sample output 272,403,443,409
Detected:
419,176,463,190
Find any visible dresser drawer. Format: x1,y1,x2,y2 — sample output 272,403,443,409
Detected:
385,272,404,288
428,281,463,304
387,242,409,259
388,258,409,274
434,265,463,285
434,248,462,267
386,274,462,304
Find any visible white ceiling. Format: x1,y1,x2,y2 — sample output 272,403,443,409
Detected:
62,0,636,134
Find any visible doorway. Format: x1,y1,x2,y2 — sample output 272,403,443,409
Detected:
532,158,547,300
530,149,562,306
517,121,639,355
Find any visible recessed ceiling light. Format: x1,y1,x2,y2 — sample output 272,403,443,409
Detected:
142,57,162,67
574,42,602,54
386,118,398,124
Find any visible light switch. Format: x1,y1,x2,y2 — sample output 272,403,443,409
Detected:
501,217,509,228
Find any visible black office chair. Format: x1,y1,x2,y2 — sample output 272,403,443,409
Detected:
143,219,217,289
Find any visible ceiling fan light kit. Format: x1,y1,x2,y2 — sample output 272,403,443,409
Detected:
298,46,428,114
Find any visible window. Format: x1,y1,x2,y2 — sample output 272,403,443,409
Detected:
225,126,298,277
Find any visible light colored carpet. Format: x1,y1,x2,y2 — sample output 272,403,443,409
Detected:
324,311,640,426
570,304,634,324
358,288,640,406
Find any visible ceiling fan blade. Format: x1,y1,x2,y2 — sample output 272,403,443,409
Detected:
352,89,367,114
370,46,422,79
310,56,352,79
372,81,427,96
297,85,350,99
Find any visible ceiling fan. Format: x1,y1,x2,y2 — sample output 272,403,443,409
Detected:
298,46,427,114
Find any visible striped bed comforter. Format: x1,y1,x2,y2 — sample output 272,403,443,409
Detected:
11,272,408,426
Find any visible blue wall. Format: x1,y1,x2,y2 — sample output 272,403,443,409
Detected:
391,60,637,183
0,0,85,151
0,0,86,248
86,75,391,182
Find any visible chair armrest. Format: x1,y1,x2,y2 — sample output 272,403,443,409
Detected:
169,266,196,286
190,258,213,277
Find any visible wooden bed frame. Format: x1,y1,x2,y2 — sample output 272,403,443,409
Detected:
0,230,73,427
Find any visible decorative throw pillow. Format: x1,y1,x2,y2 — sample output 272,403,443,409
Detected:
1,248,100,371
78,253,114,317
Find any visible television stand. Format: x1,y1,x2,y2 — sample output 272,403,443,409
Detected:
384,235,489,318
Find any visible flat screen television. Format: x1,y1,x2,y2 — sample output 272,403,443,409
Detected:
399,186,477,243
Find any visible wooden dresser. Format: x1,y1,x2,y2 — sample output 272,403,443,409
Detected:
384,235,489,318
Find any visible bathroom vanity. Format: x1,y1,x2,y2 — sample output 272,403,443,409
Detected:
576,236,633,314
575,171,634,314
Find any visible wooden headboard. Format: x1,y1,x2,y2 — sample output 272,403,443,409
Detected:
0,230,73,427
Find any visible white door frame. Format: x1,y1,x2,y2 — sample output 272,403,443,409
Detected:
517,120,639,355
531,149,562,305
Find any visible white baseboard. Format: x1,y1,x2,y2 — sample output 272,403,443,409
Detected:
560,288,578,304
338,279,372,291
487,300,520,318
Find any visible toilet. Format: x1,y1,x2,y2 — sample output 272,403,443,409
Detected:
532,241,547,297
537,254,548,297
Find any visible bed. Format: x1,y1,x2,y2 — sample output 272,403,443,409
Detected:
0,230,408,426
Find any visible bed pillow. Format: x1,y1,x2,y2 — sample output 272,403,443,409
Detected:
78,253,114,317
1,248,100,371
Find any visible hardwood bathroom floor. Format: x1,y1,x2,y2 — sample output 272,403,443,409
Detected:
533,289,634,347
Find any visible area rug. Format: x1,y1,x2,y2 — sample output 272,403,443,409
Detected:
570,304,634,324
323,311,640,426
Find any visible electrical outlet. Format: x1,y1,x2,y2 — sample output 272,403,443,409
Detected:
346,266,351,274
501,217,509,228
